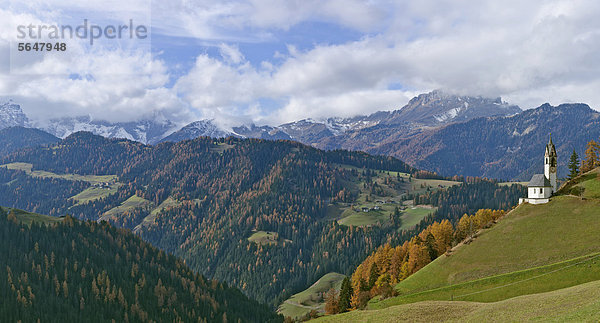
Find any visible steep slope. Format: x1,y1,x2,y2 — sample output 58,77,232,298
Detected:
0,127,60,157
374,103,600,179
389,194,600,299
315,280,600,322
0,207,280,322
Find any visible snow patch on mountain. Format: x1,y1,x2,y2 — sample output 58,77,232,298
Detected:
160,120,234,143
38,116,178,145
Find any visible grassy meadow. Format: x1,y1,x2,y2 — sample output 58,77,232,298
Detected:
278,273,346,319
1,207,64,226
314,279,600,322
0,162,117,184
99,195,153,221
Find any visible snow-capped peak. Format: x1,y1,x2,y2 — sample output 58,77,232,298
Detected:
0,100,30,129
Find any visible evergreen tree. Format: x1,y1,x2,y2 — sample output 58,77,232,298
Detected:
568,149,580,180
425,232,437,261
390,206,402,227
367,263,379,289
337,277,353,313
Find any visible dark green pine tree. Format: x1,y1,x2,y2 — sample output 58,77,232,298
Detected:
368,263,379,289
568,149,580,180
337,277,353,313
391,206,402,227
425,232,437,261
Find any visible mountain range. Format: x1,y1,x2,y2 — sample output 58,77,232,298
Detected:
370,103,600,180
3,92,596,180
0,91,520,146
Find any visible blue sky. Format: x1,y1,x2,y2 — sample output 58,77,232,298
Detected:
2,0,600,127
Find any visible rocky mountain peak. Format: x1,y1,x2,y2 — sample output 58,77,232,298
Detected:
386,90,521,126
0,100,30,129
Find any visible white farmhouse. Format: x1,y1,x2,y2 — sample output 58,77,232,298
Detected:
519,135,558,205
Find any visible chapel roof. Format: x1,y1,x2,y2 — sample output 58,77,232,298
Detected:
528,174,551,187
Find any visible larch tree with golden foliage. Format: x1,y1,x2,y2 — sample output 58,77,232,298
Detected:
581,140,600,173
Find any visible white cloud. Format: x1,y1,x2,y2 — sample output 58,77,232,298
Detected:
151,0,387,40
218,43,245,64
172,0,600,125
0,4,186,124
4,0,600,128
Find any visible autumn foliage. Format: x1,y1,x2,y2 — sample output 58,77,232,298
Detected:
349,209,505,309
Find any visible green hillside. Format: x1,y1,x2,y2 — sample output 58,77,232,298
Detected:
0,206,280,322
99,194,153,222
386,194,600,302
319,169,600,321
315,279,600,322
0,207,64,226
278,273,346,319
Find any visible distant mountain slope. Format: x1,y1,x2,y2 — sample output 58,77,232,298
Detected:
0,207,280,322
38,116,178,144
0,127,60,157
374,103,600,180
232,124,292,140
381,90,521,126
160,120,233,143
160,91,522,145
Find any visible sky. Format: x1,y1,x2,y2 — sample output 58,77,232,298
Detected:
1,0,600,128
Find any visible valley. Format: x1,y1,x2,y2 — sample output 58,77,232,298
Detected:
1,93,595,321
4,1,600,321
0,133,523,311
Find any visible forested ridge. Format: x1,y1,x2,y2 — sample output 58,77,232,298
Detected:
0,207,280,322
0,132,524,308
0,127,60,158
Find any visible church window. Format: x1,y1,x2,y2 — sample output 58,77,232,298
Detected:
540,188,543,194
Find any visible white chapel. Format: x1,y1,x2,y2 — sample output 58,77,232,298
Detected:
519,135,557,205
